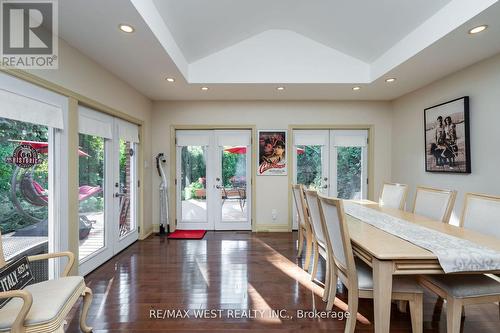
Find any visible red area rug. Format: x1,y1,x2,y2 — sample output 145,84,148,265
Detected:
167,230,207,239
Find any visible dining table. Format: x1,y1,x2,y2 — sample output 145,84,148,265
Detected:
346,200,500,333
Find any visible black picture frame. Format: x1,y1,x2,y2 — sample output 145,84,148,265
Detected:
424,96,471,173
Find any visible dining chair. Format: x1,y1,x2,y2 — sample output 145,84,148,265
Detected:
0,231,93,332
291,184,313,272
379,182,409,210
412,186,457,223
317,194,423,333
419,192,500,333
303,189,330,299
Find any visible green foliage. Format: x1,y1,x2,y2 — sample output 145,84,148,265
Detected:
222,151,246,187
186,180,204,199
180,146,206,190
337,147,362,199
296,146,322,189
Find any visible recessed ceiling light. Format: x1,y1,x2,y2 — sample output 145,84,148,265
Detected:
352,86,361,91
119,24,134,33
165,77,175,82
468,25,488,34
385,78,396,83
201,86,209,91
276,86,285,91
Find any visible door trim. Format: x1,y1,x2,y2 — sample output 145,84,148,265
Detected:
288,124,374,231
170,125,257,232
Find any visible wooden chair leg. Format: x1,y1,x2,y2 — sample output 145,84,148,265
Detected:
80,287,94,333
322,256,330,302
303,228,313,272
409,294,423,333
446,297,463,333
297,227,304,258
311,241,319,281
326,264,338,311
344,288,359,333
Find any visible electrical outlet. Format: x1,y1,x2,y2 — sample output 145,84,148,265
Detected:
271,209,277,221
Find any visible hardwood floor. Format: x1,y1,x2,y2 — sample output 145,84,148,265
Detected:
67,231,500,332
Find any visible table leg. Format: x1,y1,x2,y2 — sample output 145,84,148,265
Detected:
372,258,393,333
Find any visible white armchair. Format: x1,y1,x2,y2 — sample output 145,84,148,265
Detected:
0,234,93,333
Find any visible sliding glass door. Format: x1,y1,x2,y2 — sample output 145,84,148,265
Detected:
176,130,252,231
292,129,368,228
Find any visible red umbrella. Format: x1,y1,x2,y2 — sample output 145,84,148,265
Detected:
224,146,247,154
9,140,90,157
224,146,306,155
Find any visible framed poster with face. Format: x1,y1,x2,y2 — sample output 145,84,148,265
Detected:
424,96,471,173
257,130,287,176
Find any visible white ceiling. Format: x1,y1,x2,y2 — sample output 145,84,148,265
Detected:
153,0,453,63
57,0,500,101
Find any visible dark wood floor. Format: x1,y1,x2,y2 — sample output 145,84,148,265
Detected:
67,231,500,332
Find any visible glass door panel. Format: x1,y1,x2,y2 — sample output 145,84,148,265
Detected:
330,130,368,200
118,139,136,238
335,146,363,199
113,120,139,253
180,146,208,222
296,145,327,191
220,146,248,222
215,132,251,230
78,133,105,261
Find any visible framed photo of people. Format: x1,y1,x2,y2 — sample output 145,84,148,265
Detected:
424,96,471,173
257,130,287,176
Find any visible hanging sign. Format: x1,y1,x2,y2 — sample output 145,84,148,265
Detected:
0,257,34,308
4,144,42,168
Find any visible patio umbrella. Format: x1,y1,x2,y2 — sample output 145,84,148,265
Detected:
224,146,306,154
224,146,247,154
9,140,90,157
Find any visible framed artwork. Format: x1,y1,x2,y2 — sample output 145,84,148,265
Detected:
424,96,471,173
257,130,287,176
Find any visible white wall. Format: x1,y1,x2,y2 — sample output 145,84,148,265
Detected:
27,38,154,235
391,53,500,225
152,100,393,230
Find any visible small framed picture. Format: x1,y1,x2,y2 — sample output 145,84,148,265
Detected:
257,130,287,176
424,96,471,173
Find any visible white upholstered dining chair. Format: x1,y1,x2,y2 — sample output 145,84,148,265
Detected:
412,186,457,223
292,184,313,272
303,190,330,298
379,182,409,210
317,194,423,333
419,192,500,333
0,231,93,333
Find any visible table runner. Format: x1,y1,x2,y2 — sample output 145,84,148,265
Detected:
343,201,500,273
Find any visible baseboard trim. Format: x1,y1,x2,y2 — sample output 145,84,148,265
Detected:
255,225,291,232
139,229,154,240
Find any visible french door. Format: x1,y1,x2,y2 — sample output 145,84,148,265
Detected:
78,107,139,275
176,130,252,230
292,129,368,229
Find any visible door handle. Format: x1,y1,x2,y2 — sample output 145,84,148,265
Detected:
215,185,222,189
321,185,328,189
115,192,126,198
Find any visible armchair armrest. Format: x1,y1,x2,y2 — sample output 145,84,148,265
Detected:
0,289,33,333
27,251,75,277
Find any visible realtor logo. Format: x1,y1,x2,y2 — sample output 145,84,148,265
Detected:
0,0,58,69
